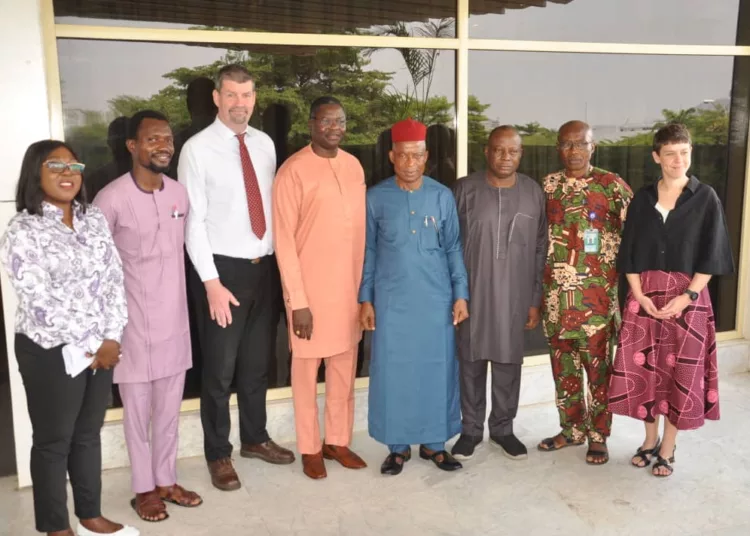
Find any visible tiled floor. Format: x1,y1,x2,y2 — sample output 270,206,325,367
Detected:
2,373,750,536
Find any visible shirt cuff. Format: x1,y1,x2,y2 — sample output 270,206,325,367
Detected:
286,291,309,311
453,284,469,302
198,264,219,283
86,336,104,355
358,287,374,304
103,330,124,345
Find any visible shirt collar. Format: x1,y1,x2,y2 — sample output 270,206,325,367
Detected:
484,170,520,190
685,175,700,192
42,200,82,220
647,175,699,195
130,172,165,193
41,201,84,224
212,116,251,141
562,166,594,180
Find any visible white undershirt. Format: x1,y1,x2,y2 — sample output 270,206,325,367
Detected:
655,202,671,221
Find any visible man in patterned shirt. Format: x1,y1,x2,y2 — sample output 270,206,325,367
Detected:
537,120,632,465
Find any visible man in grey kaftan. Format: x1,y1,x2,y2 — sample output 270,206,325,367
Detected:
452,126,547,460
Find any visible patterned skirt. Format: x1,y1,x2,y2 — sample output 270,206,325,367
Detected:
609,271,719,430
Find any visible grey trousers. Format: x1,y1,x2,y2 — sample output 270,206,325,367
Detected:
459,360,522,438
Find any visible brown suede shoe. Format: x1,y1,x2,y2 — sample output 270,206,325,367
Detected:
302,452,327,480
207,458,241,491
240,439,296,465
322,444,368,469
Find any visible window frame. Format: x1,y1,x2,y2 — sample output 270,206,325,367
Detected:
40,0,750,420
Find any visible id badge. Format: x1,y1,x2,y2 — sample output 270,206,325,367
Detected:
583,228,600,254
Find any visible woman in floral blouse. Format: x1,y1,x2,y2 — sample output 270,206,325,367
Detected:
0,140,138,536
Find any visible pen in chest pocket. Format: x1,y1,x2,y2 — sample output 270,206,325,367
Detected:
430,216,441,247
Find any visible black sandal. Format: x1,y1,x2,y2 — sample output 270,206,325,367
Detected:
652,447,676,478
380,448,411,476
631,438,661,468
585,442,609,465
418,446,462,471
538,435,585,452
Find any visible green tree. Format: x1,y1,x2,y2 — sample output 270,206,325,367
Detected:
468,95,490,146
64,43,492,166
600,105,730,193
365,18,455,124
514,121,558,145
64,110,114,170
380,93,452,126
680,104,729,144
654,107,698,128
107,48,396,146
614,104,729,146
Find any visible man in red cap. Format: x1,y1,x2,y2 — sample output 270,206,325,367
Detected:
359,118,470,476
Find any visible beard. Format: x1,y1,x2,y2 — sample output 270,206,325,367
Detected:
229,108,248,124
146,160,170,174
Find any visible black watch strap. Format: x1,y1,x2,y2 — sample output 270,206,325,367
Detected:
684,289,699,301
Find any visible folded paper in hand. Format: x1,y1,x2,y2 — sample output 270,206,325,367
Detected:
62,345,95,378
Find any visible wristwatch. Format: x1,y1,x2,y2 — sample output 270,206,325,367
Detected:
684,289,699,301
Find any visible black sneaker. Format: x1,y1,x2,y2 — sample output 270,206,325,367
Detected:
490,434,528,460
450,434,483,460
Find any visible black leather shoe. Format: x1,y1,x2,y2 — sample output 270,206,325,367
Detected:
419,446,463,471
380,448,411,476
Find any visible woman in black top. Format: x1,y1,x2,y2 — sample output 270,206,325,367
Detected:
609,123,733,478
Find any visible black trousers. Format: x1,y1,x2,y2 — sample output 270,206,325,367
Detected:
15,334,112,533
192,254,281,462
459,360,522,438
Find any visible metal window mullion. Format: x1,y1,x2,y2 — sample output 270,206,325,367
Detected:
456,0,469,178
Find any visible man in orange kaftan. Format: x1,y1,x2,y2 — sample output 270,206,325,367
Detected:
272,96,368,480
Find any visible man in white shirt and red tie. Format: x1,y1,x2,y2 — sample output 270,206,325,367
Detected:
179,64,295,491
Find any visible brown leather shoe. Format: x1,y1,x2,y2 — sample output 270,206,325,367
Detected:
302,452,327,480
207,458,241,491
322,444,368,469
240,439,295,465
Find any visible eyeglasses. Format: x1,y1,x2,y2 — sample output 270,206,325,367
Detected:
558,141,592,151
315,117,347,128
43,161,86,174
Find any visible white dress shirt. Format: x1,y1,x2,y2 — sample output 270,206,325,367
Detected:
178,117,277,281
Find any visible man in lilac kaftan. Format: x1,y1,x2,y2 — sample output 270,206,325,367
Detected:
95,110,201,520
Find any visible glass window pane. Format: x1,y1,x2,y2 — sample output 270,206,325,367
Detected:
468,51,747,355
470,0,749,45
53,0,456,36
57,38,455,404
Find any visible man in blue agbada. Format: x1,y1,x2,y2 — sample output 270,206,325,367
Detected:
359,118,470,476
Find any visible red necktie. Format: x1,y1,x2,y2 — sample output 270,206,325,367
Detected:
237,133,267,239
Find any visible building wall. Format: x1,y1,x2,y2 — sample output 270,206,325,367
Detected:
0,0,748,489
0,0,51,489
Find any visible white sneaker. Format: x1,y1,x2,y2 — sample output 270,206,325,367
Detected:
77,523,140,536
